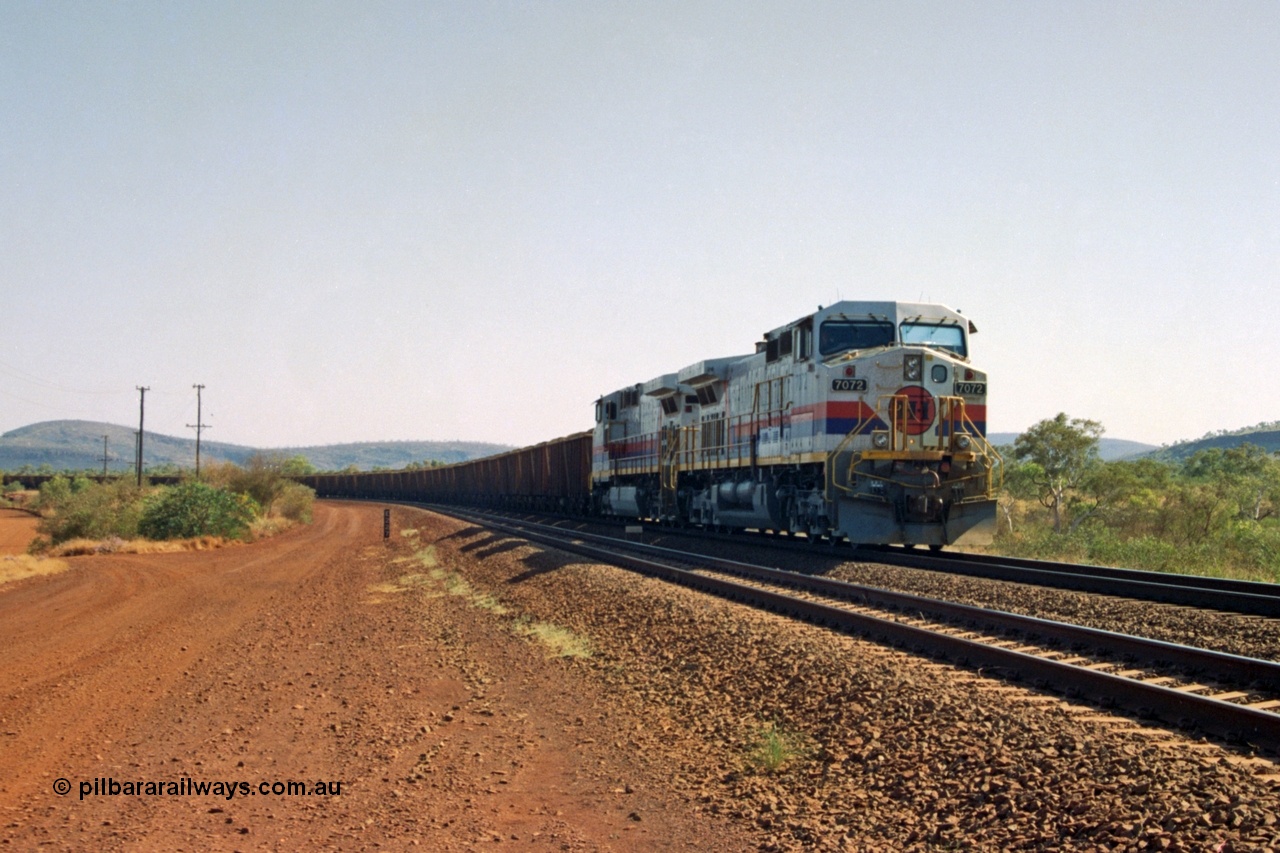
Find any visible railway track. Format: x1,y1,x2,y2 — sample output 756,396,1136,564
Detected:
436,505,1280,755
575,514,1280,618
414,502,1280,617
862,546,1280,618
653,522,1280,617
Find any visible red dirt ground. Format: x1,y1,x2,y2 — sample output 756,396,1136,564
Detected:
0,502,756,851
6,503,1278,850
0,509,39,556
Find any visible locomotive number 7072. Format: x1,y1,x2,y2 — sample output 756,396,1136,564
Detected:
953,382,987,395
831,378,868,392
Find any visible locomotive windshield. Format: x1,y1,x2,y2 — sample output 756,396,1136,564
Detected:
900,322,966,356
819,320,895,356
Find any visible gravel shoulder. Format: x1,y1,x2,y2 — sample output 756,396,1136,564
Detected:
628,526,1280,663
403,509,1280,851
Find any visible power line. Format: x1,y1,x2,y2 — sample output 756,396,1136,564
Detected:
136,386,149,486
187,384,211,479
0,360,130,396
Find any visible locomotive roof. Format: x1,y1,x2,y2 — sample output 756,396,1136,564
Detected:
764,300,975,340
597,301,976,401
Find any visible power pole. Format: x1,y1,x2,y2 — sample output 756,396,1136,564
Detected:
101,435,109,479
187,384,210,479
136,386,149,486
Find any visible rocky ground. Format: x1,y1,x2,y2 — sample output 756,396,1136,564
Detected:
619,525,1280,663
1,503,1278,850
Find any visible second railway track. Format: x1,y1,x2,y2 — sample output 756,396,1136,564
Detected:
404,502,1280,618
436,504,1280,756
859,545,1280,619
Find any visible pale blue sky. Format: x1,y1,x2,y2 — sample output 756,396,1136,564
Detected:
3,1,1277,450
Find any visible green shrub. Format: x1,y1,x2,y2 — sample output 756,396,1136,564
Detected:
36,475,73,512
995,515,1280,582
36,478,147,544
273,482,315,523
138,482,257,541
747,722,810,773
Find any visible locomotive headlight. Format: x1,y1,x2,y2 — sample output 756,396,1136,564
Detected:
904,354,922,382
872,432,890,449
954,434,971,450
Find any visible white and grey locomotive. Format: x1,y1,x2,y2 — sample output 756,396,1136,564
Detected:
591,301,999,548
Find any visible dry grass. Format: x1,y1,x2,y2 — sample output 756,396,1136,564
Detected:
369,547,513,615
0,554,71,587
513,618,593,658
33,517,301,559
249,516,295,539
0,490,37,509
46,535,239,557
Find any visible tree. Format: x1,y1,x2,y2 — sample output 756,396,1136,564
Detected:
1013,413,1104,533
1181,443,1280,523
222,453,292,511
1075,457,1173,536
997,460,1045,535
279,455,316,477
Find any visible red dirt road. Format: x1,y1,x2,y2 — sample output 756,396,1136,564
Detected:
0,509,38,556
0,502,749,851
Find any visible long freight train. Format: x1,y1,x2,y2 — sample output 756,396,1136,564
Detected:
303,300,1001,548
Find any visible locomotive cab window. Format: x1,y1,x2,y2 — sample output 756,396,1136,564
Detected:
899,322,966,357
819,320,895,356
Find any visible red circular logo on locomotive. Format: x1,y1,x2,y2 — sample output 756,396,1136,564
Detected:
893,386,935,435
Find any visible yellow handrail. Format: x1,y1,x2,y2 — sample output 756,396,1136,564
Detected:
826,394,1003,500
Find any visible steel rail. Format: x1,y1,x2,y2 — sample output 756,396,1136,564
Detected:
580,515,1280,617
330,498,1280,616
858,546,1280,617
880,546,1280,595
442,506,1280,755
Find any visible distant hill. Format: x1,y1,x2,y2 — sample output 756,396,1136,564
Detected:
986,433,1157,462
1149,423,1280,461
0,420,513,474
